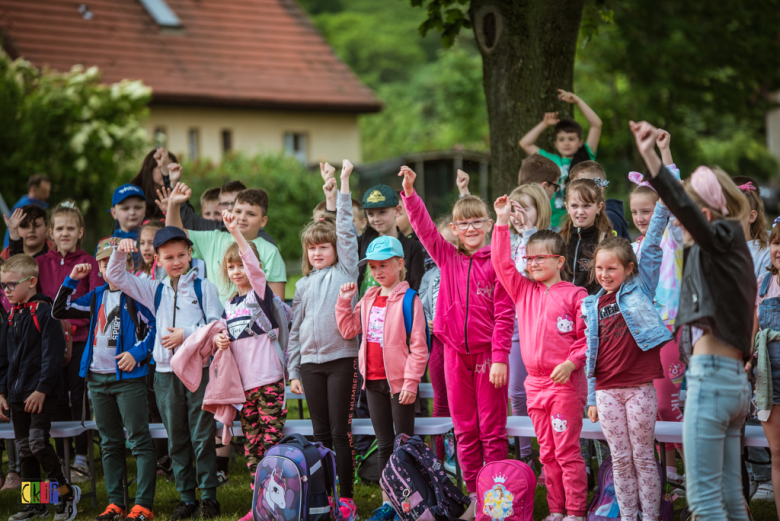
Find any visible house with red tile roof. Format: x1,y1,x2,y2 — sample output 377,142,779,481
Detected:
0,0,381,163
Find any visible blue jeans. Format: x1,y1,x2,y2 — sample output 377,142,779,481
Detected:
684,355,750,521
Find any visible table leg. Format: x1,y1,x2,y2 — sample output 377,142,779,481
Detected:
63,438,71,484
123,463,129,512
452,432,463,491
298,399,303,420
514,437,521,461
88,430,97,507
660,441,667,485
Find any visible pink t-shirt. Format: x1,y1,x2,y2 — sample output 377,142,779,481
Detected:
756,273,780,319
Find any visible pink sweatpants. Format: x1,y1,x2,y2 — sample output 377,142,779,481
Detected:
525,373,588,516
653,326,684,451
445,348,508,492
596,383,661,521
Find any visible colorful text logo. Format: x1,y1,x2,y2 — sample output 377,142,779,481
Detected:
21,482,58,504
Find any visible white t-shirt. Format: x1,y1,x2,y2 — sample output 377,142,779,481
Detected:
91,289,122,374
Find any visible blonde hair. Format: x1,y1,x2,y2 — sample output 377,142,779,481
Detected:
49,201,85,250
733,175,768,250
560,179,613,244
683,166,749,223
452,195,490,255
509,184,551,233
220,241,262,299
1,254,39,279
300,215,337,276
366,256,407,282
137,220,164,276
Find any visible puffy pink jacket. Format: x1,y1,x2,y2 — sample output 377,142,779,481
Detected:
37,248,102,342
401,191,514,363
335,282,429,394
492,225,588,375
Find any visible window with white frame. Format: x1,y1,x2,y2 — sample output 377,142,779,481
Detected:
284,132,308,164
188,128,200,161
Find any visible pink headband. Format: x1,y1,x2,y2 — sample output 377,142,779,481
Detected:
738,182,755,192
628,172,655,192
690,166,728,216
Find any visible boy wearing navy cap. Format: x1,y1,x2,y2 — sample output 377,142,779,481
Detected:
110,184,147,265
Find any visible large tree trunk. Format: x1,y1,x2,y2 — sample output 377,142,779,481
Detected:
469,0,584,197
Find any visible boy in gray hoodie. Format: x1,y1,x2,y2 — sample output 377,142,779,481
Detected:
106,227,224,520
288,161,359,507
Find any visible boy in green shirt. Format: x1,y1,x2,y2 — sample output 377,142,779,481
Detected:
519,89,602,228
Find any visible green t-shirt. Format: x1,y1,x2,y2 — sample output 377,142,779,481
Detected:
540,144,597,228
187,229,287,302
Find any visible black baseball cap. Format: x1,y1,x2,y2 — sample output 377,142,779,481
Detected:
153,226,193,251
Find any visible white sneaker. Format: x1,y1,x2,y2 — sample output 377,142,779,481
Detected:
749,479,759,499
752,482,774,502
53,485,81,521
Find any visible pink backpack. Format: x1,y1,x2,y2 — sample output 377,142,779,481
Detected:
476,460,536,521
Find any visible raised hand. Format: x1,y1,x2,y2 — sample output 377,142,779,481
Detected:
629,121,660,160
493,195,512,225
543,112,560,126
169,182,192,206
3,208,26,231
167,162,183,184
154,147,171,168
323,177,337,200
118,238,137,253
398,166,416,196
155,186,172,213
509,200,529,230
656,129,671,150
557,89,580,104
222,210,238,233
69,263,93,281
456,169,470,196
320,162,336,182
339,282,358,300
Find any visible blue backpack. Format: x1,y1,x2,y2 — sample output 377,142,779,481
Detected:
402,289,431,352
154,278,205,318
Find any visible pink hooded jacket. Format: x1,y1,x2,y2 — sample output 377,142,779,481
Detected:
492,225,589,375
37,248,102,342
401,191,514,363
172,320,245,442
335,282,429,394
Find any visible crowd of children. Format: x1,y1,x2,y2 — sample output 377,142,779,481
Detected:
0,88,778,521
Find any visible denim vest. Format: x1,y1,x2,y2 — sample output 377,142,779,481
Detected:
582,202,673,406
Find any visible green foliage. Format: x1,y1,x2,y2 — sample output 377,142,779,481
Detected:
0,49,151,246
181,153,326,265
410,0,471,48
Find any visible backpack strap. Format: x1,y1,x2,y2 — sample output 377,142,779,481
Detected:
322,449,343,520
193,278,206,320
402,289,431,352
154,283,164,312
27,303,41,333
246,300,287,408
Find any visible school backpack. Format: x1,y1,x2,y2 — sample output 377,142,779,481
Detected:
402,289,431,351
380,434,470,521
252,433,342,521
8,301,74,366
476,460,536,521
154,278,205,318
587,457,673,521
355,439,380,483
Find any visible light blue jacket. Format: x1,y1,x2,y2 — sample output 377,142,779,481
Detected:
582,202,673,406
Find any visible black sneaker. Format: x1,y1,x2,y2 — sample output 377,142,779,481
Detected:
53,484,81,521
9,504,50,521
193,500,220,520
169,502,198,521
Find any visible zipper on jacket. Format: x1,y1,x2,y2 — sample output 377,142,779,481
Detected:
573,228,582,280
464,257,473,354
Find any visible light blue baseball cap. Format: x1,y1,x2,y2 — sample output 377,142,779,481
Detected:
358,236,405,266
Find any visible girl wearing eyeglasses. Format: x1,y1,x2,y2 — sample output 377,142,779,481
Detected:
582,197,673,521
492,195,590,521
399,166,514,517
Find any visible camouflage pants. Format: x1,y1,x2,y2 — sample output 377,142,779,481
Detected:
240,380,287,476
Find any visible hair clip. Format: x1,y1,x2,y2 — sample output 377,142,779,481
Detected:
628,172,656,192
60,201,75,209
319,218,325,221
592,178,610,188
774,216,780,228
738,182,755,192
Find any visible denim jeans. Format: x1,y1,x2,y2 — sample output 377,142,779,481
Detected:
683,355,750,521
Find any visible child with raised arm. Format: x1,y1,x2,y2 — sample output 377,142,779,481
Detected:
630,120,754,521
106,227,224,520
492,195,589,520
519,90,603,227
399,166,514,515
287,161,360,519
52,239,158,521
215,210,290,521
4,205,49,259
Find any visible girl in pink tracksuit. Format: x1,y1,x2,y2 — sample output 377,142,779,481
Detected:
492,195,590,521
399,166,514,506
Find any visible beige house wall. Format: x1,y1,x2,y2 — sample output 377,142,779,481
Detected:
145,105,363,164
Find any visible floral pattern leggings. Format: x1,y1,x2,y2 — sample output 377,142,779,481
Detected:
596,383,661,521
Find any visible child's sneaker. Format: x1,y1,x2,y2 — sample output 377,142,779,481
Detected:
169,502,198,521
9,504,49,521
94,504,126,521
216,470,229,487
2,471,22,490
193,499,220,519
53,484,81,521
366,503,396,521
124,505,154,521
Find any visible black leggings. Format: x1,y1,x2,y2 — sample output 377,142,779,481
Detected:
11,396,67,484
365,379,415,473
301,357,357,499
55,341,87,458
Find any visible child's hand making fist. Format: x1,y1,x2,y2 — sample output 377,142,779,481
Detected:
456,169,470,197
117,238,138,253
398,166,417,196
550,360,576,384
340,159,353,193
222,210,238,233
214,332,230,351
339,282,357,300
167,182,193,208
320,162,336,182
69,263,93,280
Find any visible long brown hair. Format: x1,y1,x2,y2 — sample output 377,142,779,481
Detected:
588,237,639,285
137,220,164,275
130,149,179,220
733,175,768,250
559,178,613,243
526,229,572,282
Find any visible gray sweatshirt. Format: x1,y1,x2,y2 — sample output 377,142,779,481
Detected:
287,193,359,380
106,248,224,372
